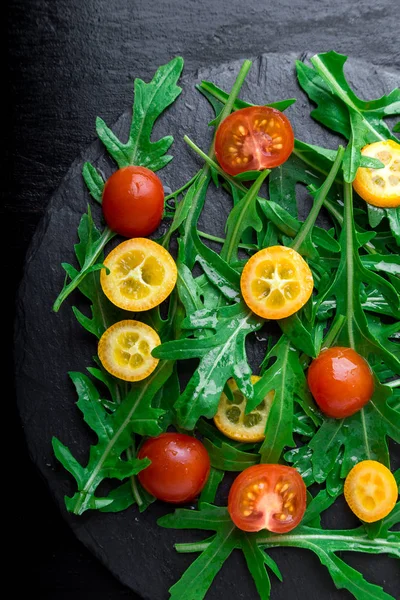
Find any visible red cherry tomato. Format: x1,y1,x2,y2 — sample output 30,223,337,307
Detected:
137,433,211,504
215,106,294,176
102,166,164,237
228,464,306,533
307,347,374,418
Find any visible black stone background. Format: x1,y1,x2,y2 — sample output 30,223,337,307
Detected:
5,1,400,598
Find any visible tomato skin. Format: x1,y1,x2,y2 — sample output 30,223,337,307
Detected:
102,166,164,237
215,106,294,176
137,433,211,504
228,464,306,533
307,347,374,418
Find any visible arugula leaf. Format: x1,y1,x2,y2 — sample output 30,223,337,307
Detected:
202,438,259,471
258,517,400,600
53,209,116,312
96,57,184,171
98,478,155,514
161,505,239,600
315,183,400,370
248,336,319,463
52,372,154,515
153,302,262,429
82,162,104,204
241,535,276,600
199,467,224,506
297,51,400,182
199,79,296,114
160,501,399,600
220,169,269,264
60,211,123,337
309,379,400,485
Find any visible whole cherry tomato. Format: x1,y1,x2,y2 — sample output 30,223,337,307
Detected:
307,347,374,418
228,464,306,533
102,166,164,237
215,106,294,176
138,433,210,503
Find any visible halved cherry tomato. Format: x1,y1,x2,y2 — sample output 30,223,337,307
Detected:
100,237,177,311
138,433,211,503
98,319,160,382
307,347,374,418
228,464,306,533
240,246,314,319
353,140,400,208
102,166,165,237
213,376,273,443
215,106,294,176
344,460,398,523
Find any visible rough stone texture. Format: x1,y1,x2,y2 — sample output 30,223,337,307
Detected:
14,49,400,600
7,0,400,598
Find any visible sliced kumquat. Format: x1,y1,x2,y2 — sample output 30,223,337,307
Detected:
344,460,398,523
98,319,160,382
240,246,313,319
100,238,177,311
213,376,273,442
353,140,400,208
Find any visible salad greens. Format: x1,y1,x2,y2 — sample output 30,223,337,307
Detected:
52,52,400,598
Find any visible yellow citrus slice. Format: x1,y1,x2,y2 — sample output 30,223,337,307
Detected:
344,460,398,523
98,320,160,382
213,376,274,442
353,140,400,208
240,246,314,319
100,238,177,311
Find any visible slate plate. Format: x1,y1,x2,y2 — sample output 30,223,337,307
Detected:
15,53,400,599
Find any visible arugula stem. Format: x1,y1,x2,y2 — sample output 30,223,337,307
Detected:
175,541,210,554
165,172,200,202
387,379,400,389
184,135,239,185
197,229,257,251
221,169,270,264
291,146,344,252
308,184,378,256
257,531,399,553
53,226,116,312
212,60,253,141
344,182,356,349
322,314,346,349
181,60,252,264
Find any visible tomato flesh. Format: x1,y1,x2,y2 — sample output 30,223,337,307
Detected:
215,106,294,176
102,166,164,237
228,464,306,533
137,433,210,504
307,347,374,418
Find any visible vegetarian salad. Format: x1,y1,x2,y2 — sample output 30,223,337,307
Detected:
52,52,399,599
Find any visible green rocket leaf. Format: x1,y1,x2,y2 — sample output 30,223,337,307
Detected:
96,57,184,171
153,302,263,429
297,51,400,182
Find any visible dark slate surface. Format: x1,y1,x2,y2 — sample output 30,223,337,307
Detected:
7,1,400,599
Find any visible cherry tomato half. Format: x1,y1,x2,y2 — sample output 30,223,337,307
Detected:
102,166,164,237
137,433,210,503
215,106,294,176
228,464,306,533
307,347,374,418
